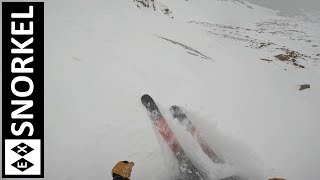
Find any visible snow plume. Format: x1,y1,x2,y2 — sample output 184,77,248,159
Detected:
159,105,270,180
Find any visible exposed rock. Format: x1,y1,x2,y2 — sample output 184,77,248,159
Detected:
134,0,173,18
260,58,272,62
189,20,318,69
135,0,154,8
299,84,310,91
258,42,272,48
275,54,290,61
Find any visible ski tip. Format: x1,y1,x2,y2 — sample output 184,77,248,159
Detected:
170,105,180,111
141,94,153,105
141,94,151,100
169,105,181,114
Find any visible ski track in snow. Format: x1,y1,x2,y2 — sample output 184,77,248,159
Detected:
2,0,319,180
156,35,213,61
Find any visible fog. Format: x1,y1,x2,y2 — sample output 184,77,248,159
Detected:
245,0,320,16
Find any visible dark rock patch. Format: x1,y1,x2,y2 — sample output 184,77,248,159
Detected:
299,84,310,91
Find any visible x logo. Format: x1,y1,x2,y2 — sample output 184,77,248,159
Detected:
11,142,34,156
17,145,27,153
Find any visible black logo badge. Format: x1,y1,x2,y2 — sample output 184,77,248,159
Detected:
11,142,34,156
11,158,34,172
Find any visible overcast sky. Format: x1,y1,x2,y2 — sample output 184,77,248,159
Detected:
245,0,320,15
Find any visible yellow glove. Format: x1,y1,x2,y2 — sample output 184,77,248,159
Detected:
112,161,135,179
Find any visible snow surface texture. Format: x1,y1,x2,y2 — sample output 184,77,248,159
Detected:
1,0,320,180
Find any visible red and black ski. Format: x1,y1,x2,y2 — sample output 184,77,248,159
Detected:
170,106,242,180
170,105,223,163
141,94,205,180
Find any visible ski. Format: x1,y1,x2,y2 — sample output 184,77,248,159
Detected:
141,94,205,180
169,105,223,163
170,106,243,180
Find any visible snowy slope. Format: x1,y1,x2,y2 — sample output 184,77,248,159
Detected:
3,0,319,180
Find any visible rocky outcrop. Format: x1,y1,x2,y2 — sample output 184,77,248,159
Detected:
134,0,173,18
299,84,311,91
